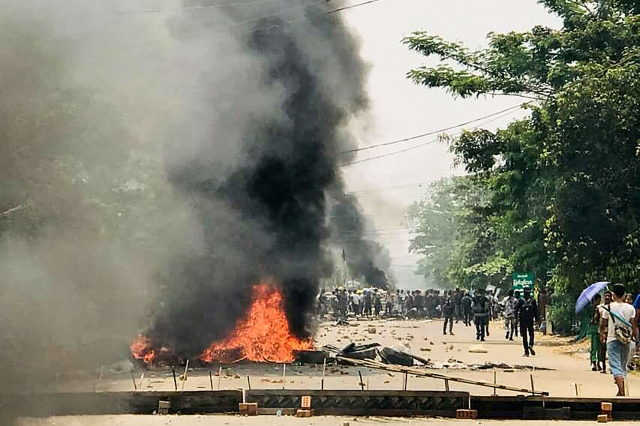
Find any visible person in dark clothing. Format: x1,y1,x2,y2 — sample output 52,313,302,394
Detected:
443,294,455,335
516,287,539,357
473,289,490,341
363,290,372,317
461,291,473,326
454,289,463,323
373,291,383,316
513,290,521,337
414,290,424,316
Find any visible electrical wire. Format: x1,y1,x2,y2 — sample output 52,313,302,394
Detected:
340,105,524,167
340,103,528,155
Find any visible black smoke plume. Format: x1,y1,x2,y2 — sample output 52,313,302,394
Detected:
144,1,388,358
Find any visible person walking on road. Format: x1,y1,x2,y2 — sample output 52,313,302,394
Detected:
600,283,637,396
443,293,455,335
472,289,490,341
600,291,613,373
504,289,518,341
461,290,473,326
588,294,604,371
516,287,539,357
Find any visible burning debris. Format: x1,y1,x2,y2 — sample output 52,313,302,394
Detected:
199,284,313,363
133,284,313,366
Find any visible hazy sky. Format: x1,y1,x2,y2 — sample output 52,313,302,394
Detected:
338,0,561,289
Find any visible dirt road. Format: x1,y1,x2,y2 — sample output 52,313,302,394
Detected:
56,318,639,398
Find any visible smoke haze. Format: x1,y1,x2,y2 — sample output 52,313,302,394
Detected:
0,2,390,415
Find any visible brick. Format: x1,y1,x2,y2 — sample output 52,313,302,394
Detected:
601,402,613,412
597,414,609,423
456,409,478,419
301,396,312,409
239,403,258,416
296,409,312,418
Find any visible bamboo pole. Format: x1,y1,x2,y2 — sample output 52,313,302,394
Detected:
282,364,286,390
181,359,189,390
130,370,137,391
336,356,548,396
172,367,178,390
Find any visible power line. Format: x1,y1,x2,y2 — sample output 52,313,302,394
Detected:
340,106,524,167
341,103,527,155
327,0,384,14
110,0,386,55
347,181,431,195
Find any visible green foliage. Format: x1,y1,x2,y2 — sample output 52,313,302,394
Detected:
405,0,640,329
408,176,512,289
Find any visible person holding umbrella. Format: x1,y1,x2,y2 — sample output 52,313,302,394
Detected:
575,281,611,371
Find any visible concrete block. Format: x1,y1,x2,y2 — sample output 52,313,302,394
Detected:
157,400,170,415
296,409,312,417
456,409,478,419
239,403,258,416
597,414,609,423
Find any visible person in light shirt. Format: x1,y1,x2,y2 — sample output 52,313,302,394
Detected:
600,283,638,396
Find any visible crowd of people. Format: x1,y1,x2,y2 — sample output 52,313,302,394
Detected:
319,287,500,324
318,286,540,353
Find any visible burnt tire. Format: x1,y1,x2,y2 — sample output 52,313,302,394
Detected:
380,347,414,366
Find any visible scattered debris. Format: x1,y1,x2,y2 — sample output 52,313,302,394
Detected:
367,327,377,334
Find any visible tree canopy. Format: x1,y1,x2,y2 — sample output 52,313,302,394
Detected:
405,0,639,328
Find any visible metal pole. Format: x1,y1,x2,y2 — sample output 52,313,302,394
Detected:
209,371,214,390
358,371,365,390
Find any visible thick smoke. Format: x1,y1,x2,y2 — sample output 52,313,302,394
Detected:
0,2,391,408
0,1,191,420
145,0,381,356
329,194,391,288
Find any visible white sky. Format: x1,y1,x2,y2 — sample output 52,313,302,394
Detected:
338,0,561,289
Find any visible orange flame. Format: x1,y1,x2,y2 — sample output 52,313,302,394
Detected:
200,283,312,363
131,334,156,364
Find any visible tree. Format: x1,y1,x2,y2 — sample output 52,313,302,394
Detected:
408,176,511,289
404,0,640,328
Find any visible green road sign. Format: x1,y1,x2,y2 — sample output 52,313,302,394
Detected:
513,273,534,288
